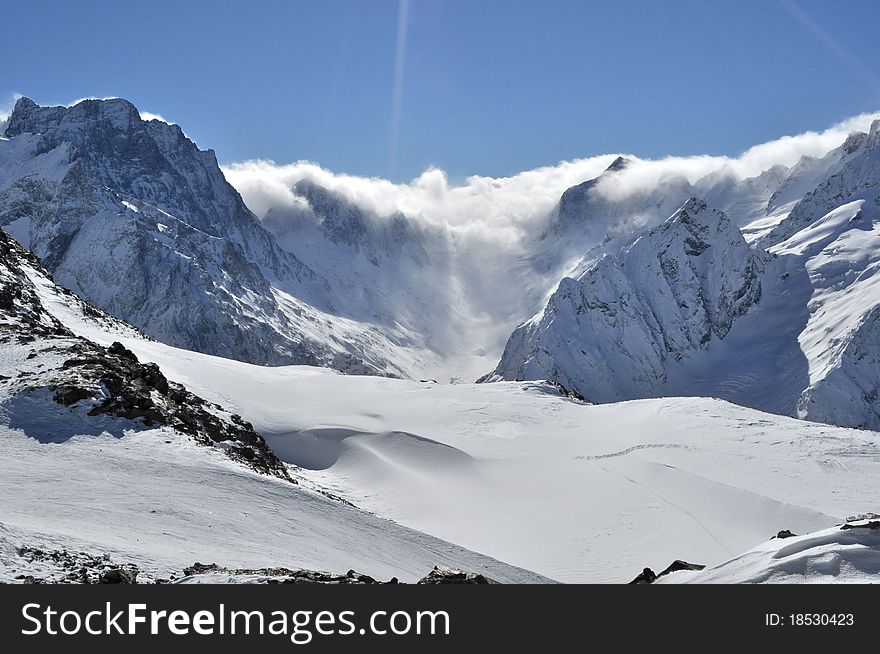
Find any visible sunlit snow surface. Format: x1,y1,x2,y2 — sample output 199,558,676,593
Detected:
661,520,880,584
24,266,880,583
0,259,548,584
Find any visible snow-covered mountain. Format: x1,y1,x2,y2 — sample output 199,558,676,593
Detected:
3,196,879,583
0,226,548,583
0,97,420,377
258,179,472,378
490,120,880,430
6,95,879,413
493,199,763,402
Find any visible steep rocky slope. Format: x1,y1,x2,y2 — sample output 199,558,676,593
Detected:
491,199,764,402
0,228,288,477
0,97,410,376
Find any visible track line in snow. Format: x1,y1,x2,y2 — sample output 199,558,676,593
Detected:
575,443,693,460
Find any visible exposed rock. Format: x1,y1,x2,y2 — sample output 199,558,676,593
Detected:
417,565,496,584
0,228,291,481
99,567,139,584
658,560,706,576
182,562,394,584
774,529,797,539
629,560,705,584
840,520,880,531
15,546,143,584
629,567,657,584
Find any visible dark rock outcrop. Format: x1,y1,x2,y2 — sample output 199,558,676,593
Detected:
628,560,705,584
0,229,291,481
181,562,395,584
417,566,496,584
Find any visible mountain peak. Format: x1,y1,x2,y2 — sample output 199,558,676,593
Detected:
667,197,722,230
867,119,880,150
5,96,142,140
605,156,630,173
12,96,37,112
675,197,708,215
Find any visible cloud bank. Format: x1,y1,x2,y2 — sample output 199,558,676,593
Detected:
223,111,880,242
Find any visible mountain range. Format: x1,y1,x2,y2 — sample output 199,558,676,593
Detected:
2,97,880,583
5,97,880,429
492,119,880,430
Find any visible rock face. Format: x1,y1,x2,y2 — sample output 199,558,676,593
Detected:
0,228,290,480
0,97,406,376
259,178,458,370
492,199,763,403
287,179,429,263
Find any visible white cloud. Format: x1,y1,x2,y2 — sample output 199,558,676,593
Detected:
221,110,880,378
139,111,171,124
223,156,619,246
223,111,880,244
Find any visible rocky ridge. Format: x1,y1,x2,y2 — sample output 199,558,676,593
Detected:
0,227,290,479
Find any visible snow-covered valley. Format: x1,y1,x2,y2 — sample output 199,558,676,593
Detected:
10,246,877,583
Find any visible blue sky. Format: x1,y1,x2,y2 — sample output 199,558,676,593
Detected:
4,0,880,181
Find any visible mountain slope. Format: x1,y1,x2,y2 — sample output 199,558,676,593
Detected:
490,121,880,429
259,179,469,377
0,227,549,583
7,221,879,583
0,97,416,377
491,199,764,402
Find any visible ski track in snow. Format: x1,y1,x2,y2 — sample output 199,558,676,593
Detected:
575,443,693,460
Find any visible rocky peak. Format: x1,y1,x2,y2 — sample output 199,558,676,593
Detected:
867,119,880,150
682,197,726,239
842,130,868,155
6,97,142,144
492,199,762,403
669,197,713,227
604,156,630,173
0,228,291,480
293,179,370,247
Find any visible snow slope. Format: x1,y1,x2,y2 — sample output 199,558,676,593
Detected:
96,352,880,584
9,222,880,583
0,422,545,584
661,518,880,584
0,229,547,584
38,282,880,583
